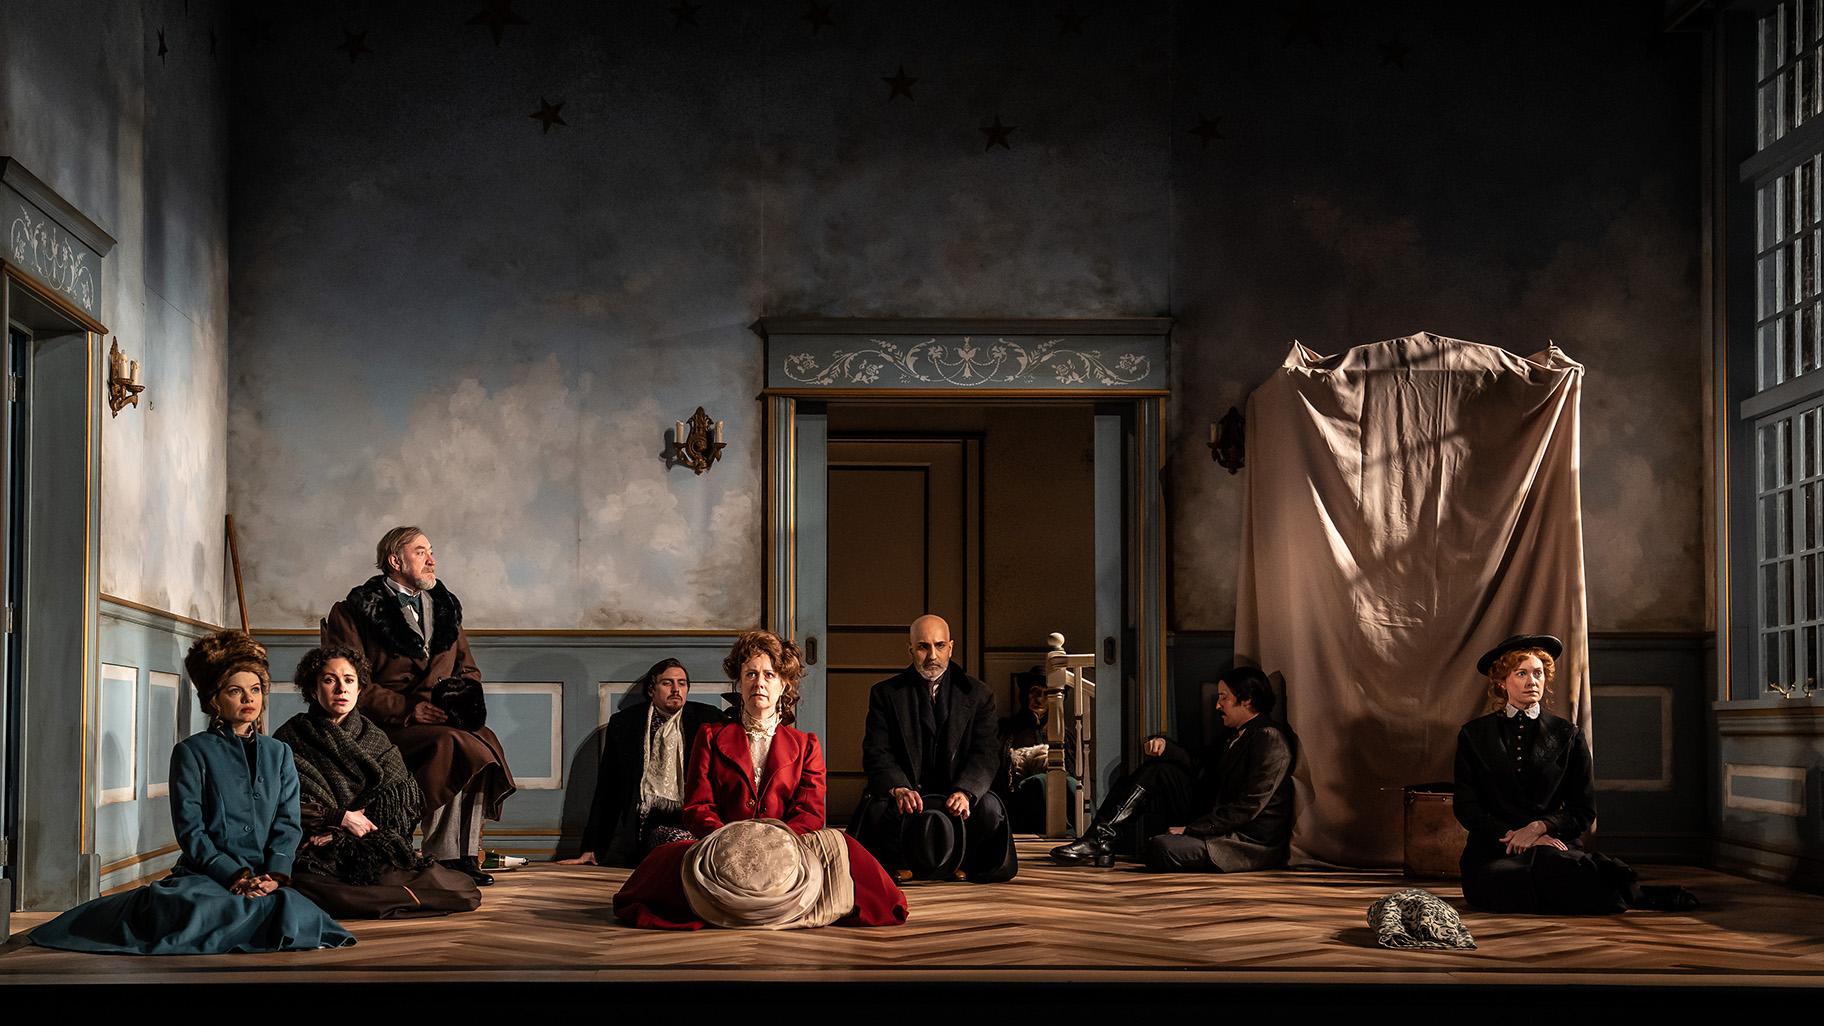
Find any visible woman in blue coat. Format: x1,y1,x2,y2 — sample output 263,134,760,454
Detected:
31,631,355,954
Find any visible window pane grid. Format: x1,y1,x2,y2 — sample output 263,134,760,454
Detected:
1757,402,1824,697
1758,1,1824,148
1754,156,1824,389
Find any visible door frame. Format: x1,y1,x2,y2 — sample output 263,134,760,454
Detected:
1,160,116,913
753,318,1171,784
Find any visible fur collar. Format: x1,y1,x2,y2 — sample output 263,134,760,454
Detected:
344,574,464,659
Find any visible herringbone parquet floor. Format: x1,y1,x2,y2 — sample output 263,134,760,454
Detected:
2,841,1821,987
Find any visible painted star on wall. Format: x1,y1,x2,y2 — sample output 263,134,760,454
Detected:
980,115,1015,151
671,0,702,29
1189,114,1225,148
804,2,835,36
530,97,567,133
883,66,916,101
467,1,529,46
338,28,373,63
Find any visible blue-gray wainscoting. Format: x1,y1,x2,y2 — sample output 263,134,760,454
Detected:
94,598,219,893
1168,630,1710,864
1713,696,1824,890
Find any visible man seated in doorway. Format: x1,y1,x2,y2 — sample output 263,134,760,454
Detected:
996,667,1078,835
323,526,515,886
1050,665,1293,872
849,614,1017,883
559,658,724,867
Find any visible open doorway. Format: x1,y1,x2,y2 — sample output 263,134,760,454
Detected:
756,315,1172,833
820,403,1097,821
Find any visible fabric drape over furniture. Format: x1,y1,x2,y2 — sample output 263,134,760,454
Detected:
1234,333,1590,867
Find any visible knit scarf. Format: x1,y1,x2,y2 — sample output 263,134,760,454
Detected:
275,710,426,883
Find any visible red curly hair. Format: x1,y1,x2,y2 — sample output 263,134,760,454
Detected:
722,629,804,724
1483,647,1556,713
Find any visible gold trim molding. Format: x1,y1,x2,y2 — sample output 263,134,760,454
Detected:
100,842,179,875
253,627,749,638
100,594,224,632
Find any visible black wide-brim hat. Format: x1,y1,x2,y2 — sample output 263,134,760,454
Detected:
1476,634,1564,676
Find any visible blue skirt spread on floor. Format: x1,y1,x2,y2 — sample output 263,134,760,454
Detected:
31,726,356,955
29,867,356,954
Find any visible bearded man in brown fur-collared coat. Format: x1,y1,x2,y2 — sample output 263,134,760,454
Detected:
323,526,515,887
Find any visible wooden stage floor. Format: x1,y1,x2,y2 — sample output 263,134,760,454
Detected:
3,841,1822,997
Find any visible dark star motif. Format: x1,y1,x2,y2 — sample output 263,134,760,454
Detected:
1189,114,1224,148
670,0,702,29
804,1,835,36
157,28,168,64
1379,39,1410,69
530,97,567,134
980,115,1015,151
883,65,916,101
1283,1,1328,48
1056,10,1087,37
338,28,373,63
467,1,529,46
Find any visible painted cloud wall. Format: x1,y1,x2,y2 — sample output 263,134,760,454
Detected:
226,1,1702,633
1,0,231,621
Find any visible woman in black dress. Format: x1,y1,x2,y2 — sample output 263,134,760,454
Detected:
1453,634,1695,914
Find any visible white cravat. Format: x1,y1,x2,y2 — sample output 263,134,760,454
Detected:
639,705,685,811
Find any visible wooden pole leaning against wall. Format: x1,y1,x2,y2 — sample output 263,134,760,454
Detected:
225,514,249,633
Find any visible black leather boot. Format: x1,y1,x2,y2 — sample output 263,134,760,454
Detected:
1049,785,1148,867
441,855,494,886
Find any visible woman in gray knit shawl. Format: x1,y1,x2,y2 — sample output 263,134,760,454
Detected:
275,646,481,919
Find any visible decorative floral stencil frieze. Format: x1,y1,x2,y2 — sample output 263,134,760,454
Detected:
9,203,95,310
782,337,1152,388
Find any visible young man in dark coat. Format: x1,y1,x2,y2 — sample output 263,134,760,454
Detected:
560,658,723,867
1050,665,1294,872
322,526,515,886
849,614,1017,883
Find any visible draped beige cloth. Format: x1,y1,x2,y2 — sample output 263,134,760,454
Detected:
1234,333,1591,868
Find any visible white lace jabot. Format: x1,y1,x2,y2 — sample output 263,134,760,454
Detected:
741,712,781,780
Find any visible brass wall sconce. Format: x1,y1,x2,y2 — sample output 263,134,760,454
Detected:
1208,406,1244,474
107,337,144,416
672,406,725,475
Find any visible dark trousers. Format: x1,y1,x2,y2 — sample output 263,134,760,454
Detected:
1142,833,1218,871
1461,845,1637,914
851,790,1018,882
1098,759,1201,822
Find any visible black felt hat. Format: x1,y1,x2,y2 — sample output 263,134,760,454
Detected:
1476,634,1564,676
897,802,968,881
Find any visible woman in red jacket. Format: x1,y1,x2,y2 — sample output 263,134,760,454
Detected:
681,630,824,835
613,630,906,930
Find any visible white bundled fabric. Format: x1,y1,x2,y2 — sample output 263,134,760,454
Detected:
1235,333,1590,868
